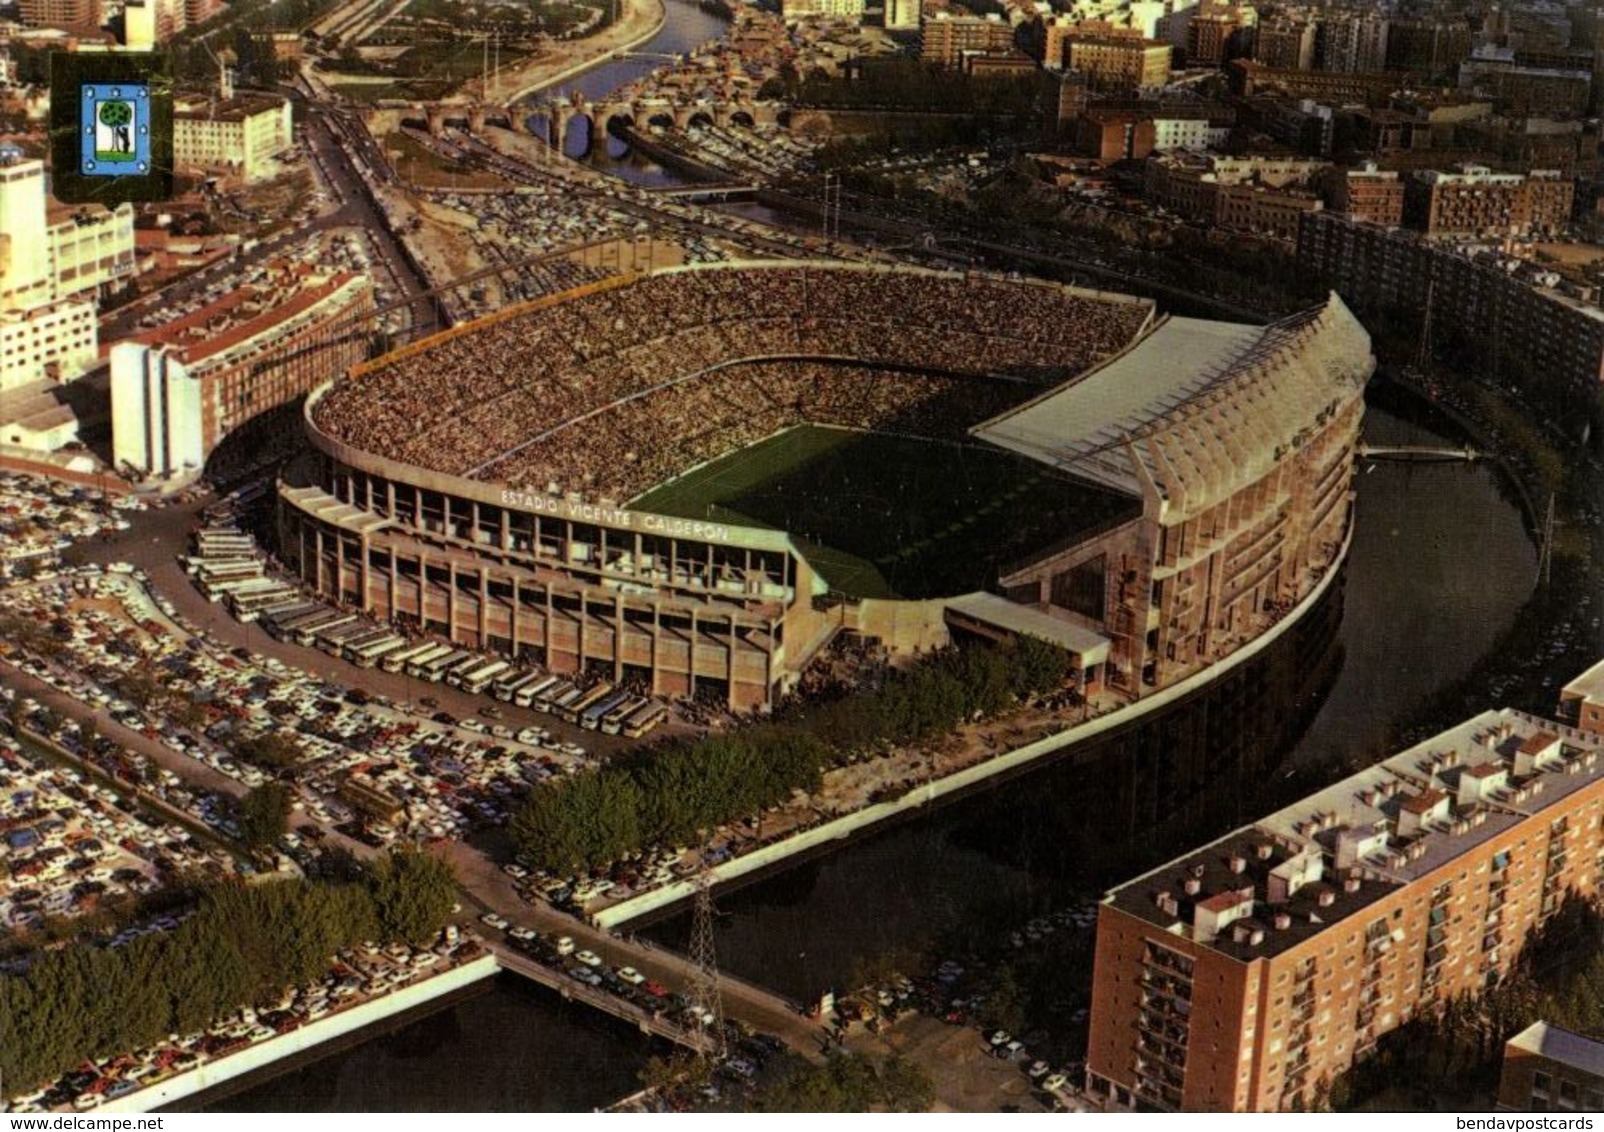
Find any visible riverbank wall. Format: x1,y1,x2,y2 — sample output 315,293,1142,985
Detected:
594,525,1353,929
97,955,497,1114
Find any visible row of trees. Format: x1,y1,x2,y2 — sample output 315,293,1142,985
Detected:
511,636,1073,874
0,850,456,1095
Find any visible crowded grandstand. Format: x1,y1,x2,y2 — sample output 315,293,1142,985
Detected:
284,262,1371,710
311,262,1154,503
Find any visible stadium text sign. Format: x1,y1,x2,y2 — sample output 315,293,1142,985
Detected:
500,489,733,543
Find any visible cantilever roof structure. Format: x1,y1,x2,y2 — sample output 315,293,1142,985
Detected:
972,293,1373,520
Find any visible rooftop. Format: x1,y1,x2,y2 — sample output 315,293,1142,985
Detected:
972,294,1372,519
1561,656,1604,705
126,266,364,370
173,93,287,123
944,591,1112,663
1107,707,1604,961
1506,1022,1604,1078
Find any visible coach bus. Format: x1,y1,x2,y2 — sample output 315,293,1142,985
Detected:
318,621,377,654
493,670,541,702
460,661,513,696
261,600,321,630
268,606,334,640
454,660,510,694
351,634,407,668
228,587,300,622
580,689,633,730
600,695,649,735
191,558,260,582
534,680,576,712
296,613,357,647
559,683,614,725
337,627,392,660
380,641,436,674
621,702,669,738
201,575,276,602
402,643,455,677
514,675,561,707
419,650,474,682
194,537,255,559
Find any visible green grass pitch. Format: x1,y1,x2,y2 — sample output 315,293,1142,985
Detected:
629,425,1138,600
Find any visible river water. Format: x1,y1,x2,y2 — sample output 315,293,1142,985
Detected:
206,3,1538,1107
521,0,734,184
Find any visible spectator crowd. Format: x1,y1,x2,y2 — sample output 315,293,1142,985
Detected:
314,265,1153,503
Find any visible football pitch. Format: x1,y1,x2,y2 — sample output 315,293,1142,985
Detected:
629,425,1138,600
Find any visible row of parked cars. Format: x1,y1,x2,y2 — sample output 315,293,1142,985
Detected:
0,472,140,582
0,728,223,933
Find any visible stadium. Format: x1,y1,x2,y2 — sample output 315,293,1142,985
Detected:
277,261,1374,710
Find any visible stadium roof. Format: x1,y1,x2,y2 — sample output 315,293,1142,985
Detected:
945,591,1111,664
280,485,393,537
971,294,1372,520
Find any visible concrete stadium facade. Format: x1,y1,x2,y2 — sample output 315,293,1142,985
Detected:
276,262,1373,711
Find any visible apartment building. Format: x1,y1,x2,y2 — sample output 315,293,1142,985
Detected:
112,267,374,478
1296,212,1604,400
1326,164,1405,226
1404,166,1574,238
1254,17,1317,71
1146,153,1328,239
920,12,1014,67
1087,707,1604,1112
1316,11,1389,73
1044,18,1173,89
174,94,294,184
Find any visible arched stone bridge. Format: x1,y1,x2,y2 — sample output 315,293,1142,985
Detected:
540,97,781,153
396,103,519,136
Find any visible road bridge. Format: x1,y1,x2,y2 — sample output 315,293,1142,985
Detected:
538,96,781,154
487,942,714,1054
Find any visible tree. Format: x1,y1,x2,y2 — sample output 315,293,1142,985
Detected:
365,849,457,946
97,100,134,155
237,781,292,849
876,1055,935,1112
235,730,303,772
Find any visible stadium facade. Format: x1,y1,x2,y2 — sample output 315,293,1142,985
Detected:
277,261,1373,710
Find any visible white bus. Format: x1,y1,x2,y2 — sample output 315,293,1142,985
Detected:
403,643,456,678
514,675,561,708
227,587,300,622
350,634,407,667
621,702,669,738
270,607,336,640
452,659,509,693
600,695,648,735
296,613,356,647
192,558,261,582
381,641,437,674
419,649,474,682
200,576,275,602
493,670,542,701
